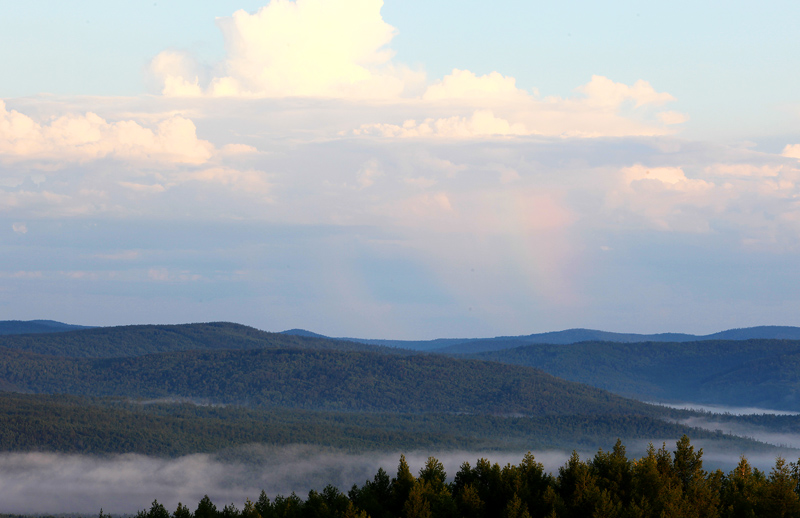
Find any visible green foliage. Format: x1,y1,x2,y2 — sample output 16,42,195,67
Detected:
0,344,657,415
473,339,800,411
0,322,383,358
129,437,800,518
0,392,763,456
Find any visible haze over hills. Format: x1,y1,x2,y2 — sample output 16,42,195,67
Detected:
0,322,389,358
0,320,797,459
0,344,654,416
471,339,800,412
7,320,800,353
0,320,94,335
4,320,800,411
283,325,800,353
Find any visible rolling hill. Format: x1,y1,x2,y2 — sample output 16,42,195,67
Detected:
470,339,800,411
0,345,656,416
0,320,93,335
0,322,388,358
0,392,763,456
285,325,800,354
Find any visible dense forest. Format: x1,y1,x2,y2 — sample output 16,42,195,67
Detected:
0,346,656,415
0,393,762,455
0,322,384,358
470,339,800,411
0,322,797,471
328,325,800,354
124,437,800,518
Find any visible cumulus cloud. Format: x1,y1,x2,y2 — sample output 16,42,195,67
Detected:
574,75,674,109
11,222,27,234
151,0,422,99
356,75,681,139
705,164,782,177
145,1,680,139
604,164,720,232
622,164,712,190
422,69,529,103
657,111,689,125
783,144,800,159
355,110,528,138
0,101,214,165
178,167,272,195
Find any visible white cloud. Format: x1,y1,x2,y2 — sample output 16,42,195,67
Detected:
357,159,382,188
0,101,214,165
119,182,166,194
11,222,27,234
607,164,720,232
355,74,680,139
783,144,800,159
623,164,687,185
151,0,422,99
422,69,529,102
221,143,259,155
149,51,204,97
574,75,674,109
355,110,528,138
657,111,689,125
142,2,683,141
178,166,272,194
705,164,782,177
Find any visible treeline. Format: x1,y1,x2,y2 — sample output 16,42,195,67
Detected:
134,437,800,518
0,322,382,358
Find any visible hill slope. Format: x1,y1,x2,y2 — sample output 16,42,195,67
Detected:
0,320,93,335
471,339,800,411
287,325,800,353
0,392,763,456
0,322,387,358
0,346,656,416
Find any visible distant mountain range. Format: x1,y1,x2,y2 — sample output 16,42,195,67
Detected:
0,322,387,358
283,325,800,353
0,320,797,456
8,320,800,352
5,321,800,411
0,320,94,335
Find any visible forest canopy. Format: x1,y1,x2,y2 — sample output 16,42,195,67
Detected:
128,437,800,518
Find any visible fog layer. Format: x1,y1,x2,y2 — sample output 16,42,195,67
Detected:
0,446,572,515
3,439,798,515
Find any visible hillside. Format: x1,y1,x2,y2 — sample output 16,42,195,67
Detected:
0,346,656,416
471,339,800,411
0,320,93,335
285,325,800,354
0,322,387,358
0,392,766,456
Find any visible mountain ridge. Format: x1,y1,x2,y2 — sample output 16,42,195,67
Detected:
282,325,800,353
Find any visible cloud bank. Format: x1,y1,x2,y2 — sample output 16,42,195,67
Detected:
152,0,419,99
147,0,684,138
0,101,213,165
0,448,570,515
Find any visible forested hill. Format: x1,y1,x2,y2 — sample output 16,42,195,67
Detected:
285,325,800,353
0,322,390,358
432,326,800,354
0,320,93,335
0,345,658,416
471,339,800,411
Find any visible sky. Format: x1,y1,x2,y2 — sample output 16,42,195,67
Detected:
1,0,799,338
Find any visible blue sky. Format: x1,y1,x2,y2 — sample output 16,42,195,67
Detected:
1,0,799,337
